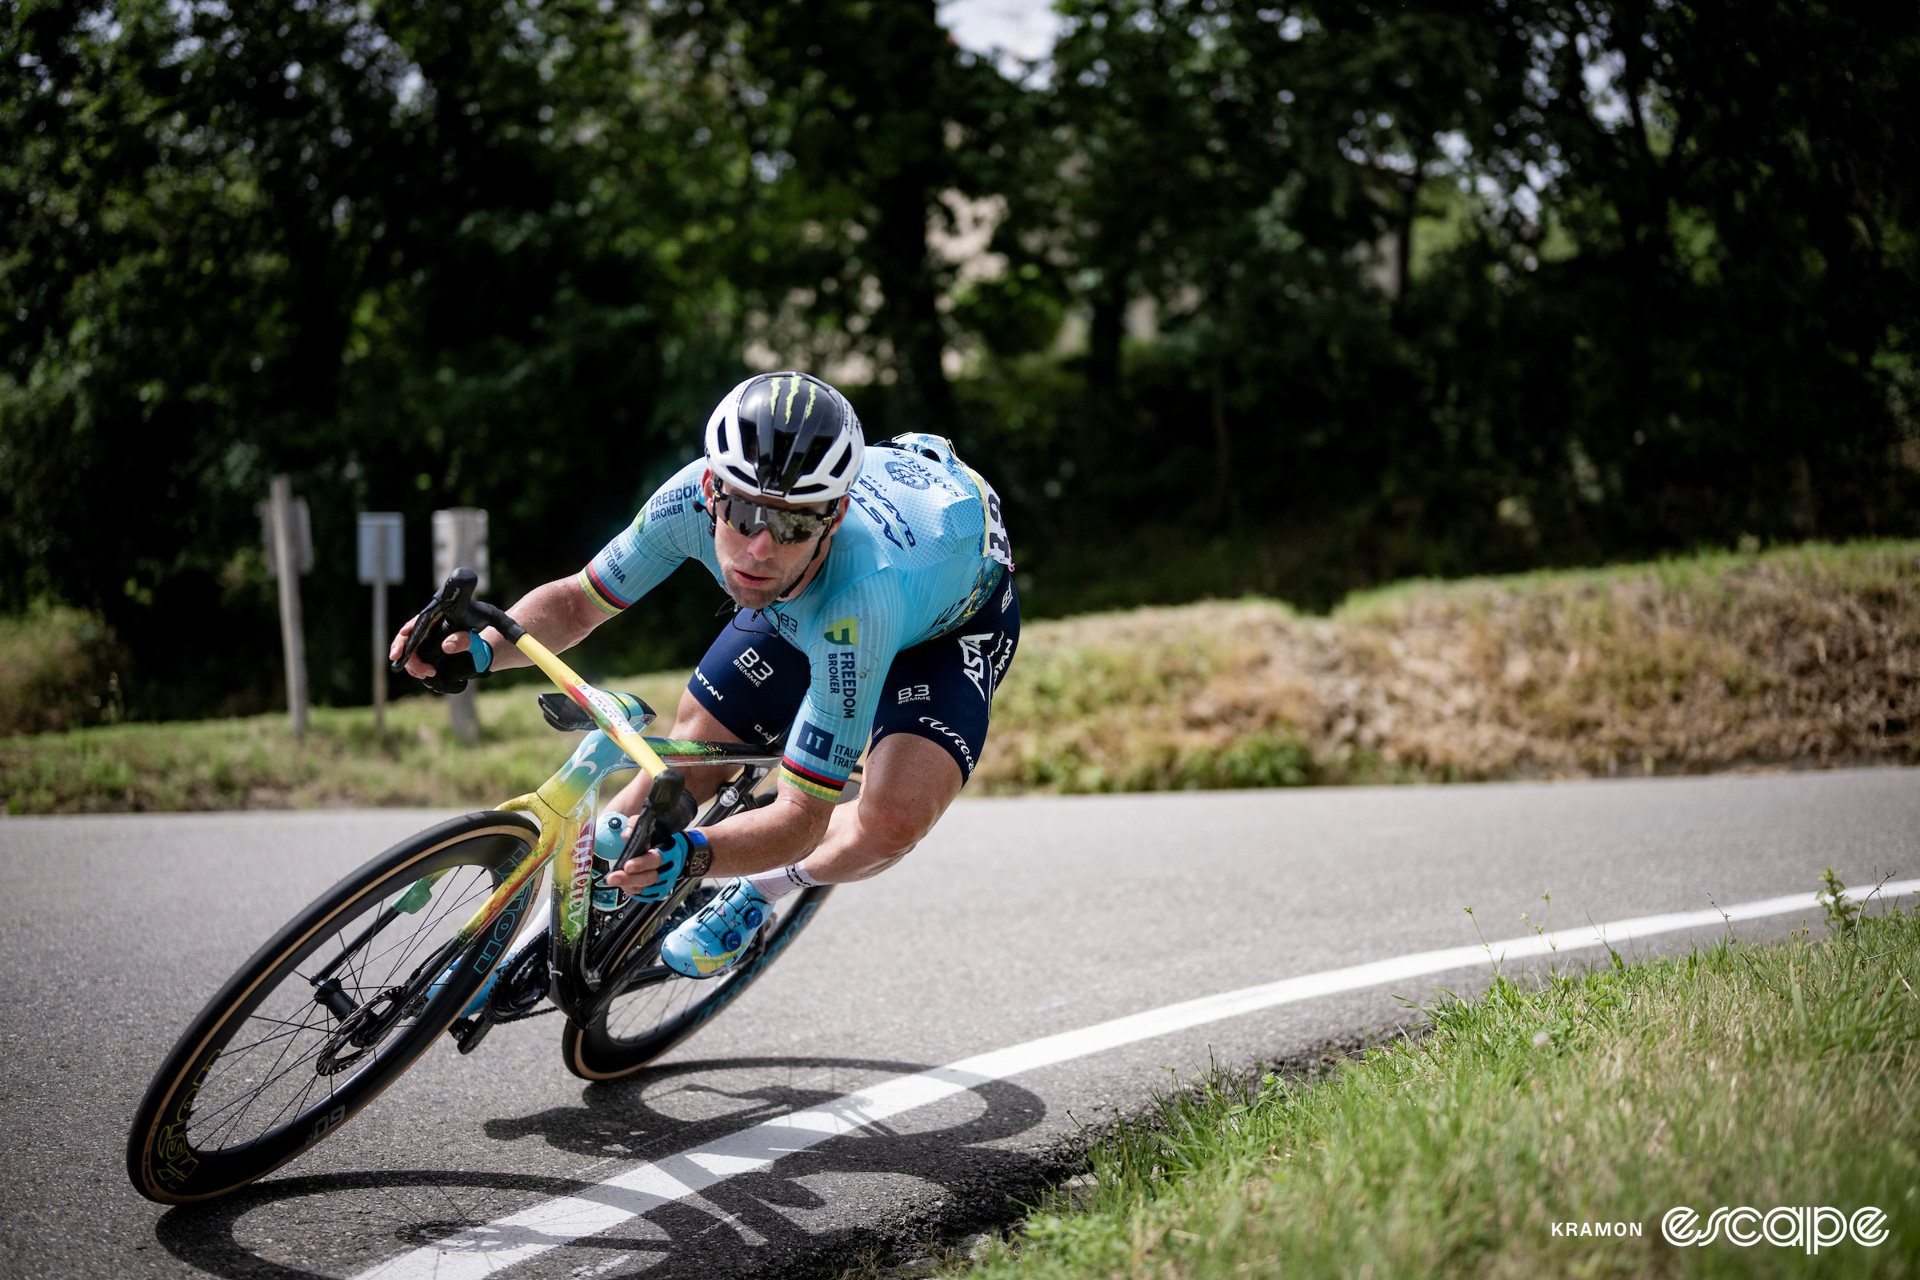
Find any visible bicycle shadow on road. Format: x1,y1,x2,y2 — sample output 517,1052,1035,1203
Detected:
154,1054,1077,1280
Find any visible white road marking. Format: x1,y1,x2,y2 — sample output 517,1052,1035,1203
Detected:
354,880,1918,1280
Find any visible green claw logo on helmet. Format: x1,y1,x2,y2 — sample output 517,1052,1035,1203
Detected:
704,372,865,502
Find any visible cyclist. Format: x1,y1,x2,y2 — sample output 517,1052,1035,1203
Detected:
392,371,1018,979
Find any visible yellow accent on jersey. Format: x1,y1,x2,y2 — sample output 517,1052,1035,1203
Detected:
577,567,626,615
957,463,996,560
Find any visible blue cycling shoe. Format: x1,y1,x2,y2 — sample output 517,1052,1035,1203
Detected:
660,880,769,979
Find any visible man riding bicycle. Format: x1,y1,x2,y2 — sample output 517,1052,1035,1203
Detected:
392,371,1018,979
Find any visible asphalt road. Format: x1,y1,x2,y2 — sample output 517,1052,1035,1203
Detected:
3,767,1917,1280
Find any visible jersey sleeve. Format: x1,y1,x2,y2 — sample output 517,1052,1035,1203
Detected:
778,575,904,802
576,464,708,615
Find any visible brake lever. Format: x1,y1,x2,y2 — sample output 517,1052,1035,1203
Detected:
618,770,691,864
391,568,526,677
391,568,474,674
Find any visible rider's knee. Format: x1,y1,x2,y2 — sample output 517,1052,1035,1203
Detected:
856,795,939,859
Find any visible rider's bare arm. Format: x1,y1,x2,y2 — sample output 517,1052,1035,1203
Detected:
606,779,833,891
388,575,608,678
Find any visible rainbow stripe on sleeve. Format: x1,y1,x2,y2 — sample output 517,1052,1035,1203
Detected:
578,564,633,615
779,756,845,803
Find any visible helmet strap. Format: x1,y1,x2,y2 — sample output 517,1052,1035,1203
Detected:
700,470,718,539
775,526,832,603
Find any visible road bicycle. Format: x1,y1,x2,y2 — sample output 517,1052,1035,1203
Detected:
127,569,835,1204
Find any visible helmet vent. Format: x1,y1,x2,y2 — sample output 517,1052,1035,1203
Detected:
703,371,865,502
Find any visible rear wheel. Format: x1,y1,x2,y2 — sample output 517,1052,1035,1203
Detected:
560,882,832,1079
126,811,541,1204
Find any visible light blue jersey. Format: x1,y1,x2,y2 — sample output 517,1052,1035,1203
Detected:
578,447,1013,800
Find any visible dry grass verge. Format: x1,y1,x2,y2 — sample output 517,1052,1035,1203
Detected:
2,541,1914,813
976,540,1920,792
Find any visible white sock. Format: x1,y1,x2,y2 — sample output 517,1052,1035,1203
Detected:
743,863,823,900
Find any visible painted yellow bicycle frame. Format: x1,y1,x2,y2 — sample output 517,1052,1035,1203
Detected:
439,634,672,956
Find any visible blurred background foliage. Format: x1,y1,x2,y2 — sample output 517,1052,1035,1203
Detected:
2,0,1916,723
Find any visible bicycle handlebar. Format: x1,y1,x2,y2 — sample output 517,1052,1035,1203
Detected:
393,569,671,781
390,567,526,677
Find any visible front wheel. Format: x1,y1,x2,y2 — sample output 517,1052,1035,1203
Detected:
126,811,541,1204
560,882,833,1080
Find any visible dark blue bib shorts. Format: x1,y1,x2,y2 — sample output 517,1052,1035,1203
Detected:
687,577,1021,784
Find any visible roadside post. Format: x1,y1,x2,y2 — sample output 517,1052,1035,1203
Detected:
257,476,313,739
357,513,404,730
431,508,490,746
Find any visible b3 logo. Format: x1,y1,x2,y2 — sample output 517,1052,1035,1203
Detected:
733,646,775,687
896,684,931,704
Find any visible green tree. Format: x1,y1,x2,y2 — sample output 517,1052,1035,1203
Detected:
975,0,1917,611
649,0,1020,437
2,0,757,715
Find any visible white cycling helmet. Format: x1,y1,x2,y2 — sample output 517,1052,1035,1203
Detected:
703,371,864,503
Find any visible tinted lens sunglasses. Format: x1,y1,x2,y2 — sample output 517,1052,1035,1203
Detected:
712,492,835,544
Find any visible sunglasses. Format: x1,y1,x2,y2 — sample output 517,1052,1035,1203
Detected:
711,491,835,544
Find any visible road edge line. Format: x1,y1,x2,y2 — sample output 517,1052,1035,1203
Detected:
355,879,1919,1280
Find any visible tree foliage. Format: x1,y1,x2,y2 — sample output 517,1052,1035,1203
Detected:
970,0,1918,608
2,0,1915,719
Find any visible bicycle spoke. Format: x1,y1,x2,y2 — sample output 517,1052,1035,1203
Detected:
129,812,547,1204
305,901,406,988
184,863,503,1156
199,1018,317,1148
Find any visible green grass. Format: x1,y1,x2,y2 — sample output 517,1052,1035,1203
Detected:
0,600,127,735
0,671,690,813
941,896,1920,1279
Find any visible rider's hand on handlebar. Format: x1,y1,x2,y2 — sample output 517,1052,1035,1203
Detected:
607,829,711,903
389,616,479,680
604,848,662,895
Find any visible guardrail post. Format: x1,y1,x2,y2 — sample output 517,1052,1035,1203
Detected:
263,475,311,740
358,513,404,731
432,508,490,747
